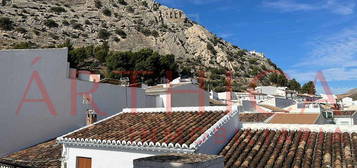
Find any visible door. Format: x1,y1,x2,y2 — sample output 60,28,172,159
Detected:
76,157,92,168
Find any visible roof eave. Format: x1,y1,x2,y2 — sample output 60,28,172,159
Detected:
57,138,196,153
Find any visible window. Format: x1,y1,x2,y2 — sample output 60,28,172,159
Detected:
76,157,92,168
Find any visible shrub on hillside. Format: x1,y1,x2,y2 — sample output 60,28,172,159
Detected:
0,17,14,30
98,29,111,39
114,28,127,38
50,6,66,13
118,0,127,5
72,23,82,30
126,6,134,13
15,27,27,34
102,8,112,16
95,0,102,8
12,42,38,49
85,20,91,25
207,43,217,55
62,20,70,26
44,19,58,28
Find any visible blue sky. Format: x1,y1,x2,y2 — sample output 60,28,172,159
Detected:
156,0,357,94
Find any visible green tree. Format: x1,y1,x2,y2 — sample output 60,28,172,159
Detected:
180,67,193,78
98,29,111,39
12,42,38,49
269,72,288,86
276,74,288,86
105,49,179,85
288,79,301,91
95,42,109,62
301,81,316,95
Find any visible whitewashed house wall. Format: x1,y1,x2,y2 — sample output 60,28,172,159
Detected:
0,48,154,156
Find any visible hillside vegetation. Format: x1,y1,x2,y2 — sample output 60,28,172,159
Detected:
0,0,306,91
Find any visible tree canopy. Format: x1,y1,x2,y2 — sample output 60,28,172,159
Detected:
106,49,179,85
301,81,316,95
288,78,301,91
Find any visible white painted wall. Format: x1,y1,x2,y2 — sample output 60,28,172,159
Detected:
334,118,354,125
63,146,161,168
0,48,75,156
0,48,155,156
197,111,240,155
255,86,286,97
171,84,209,107
61,107,240,168
151,84,210,108
285,103,321,113
342,97,354,108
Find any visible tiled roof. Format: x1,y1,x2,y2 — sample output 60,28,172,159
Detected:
334,110,356,117
134,153,222,164
258,104,288,112
0,140,62,168
63,110,227,147
239,113,274,123
268,113,320,124
220,128,357,168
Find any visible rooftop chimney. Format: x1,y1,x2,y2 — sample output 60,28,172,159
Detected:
86,109,97,125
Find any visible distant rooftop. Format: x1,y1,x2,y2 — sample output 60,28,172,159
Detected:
239,113,274,123
0,140,61,168
333,110,357,118
268,113,320,124
134,153,222,165
220,127,357,168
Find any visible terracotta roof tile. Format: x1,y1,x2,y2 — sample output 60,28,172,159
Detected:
268,113,320,124
220,129,357,168
258,104,288,112
333,110,356,116
0,140,61,168
239,113,274,123
65,111,227,145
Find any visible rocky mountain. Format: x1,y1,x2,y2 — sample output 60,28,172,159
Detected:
339,88,357,100
0,0,283,91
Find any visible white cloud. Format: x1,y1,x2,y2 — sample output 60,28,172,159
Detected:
297,25,357,67
263,0,356,15
263,0,318,11
316,86,352,94
287,67,357,82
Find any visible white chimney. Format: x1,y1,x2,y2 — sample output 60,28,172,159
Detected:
86,109,97,125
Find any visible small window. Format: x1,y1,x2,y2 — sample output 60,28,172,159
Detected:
77,157,92,168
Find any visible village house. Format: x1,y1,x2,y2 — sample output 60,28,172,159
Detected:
145,82,210,108
333,110,357,125
57,106,238,168
255,86,288,97
0,48,156,156
1,105,357,168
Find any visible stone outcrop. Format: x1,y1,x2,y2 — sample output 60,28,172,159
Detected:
0,0,281,89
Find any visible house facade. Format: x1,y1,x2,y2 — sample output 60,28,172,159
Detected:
145,83,210,108
57,106,240,168
0,48,155,156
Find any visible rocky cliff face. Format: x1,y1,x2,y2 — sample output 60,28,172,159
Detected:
0,0,282,90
